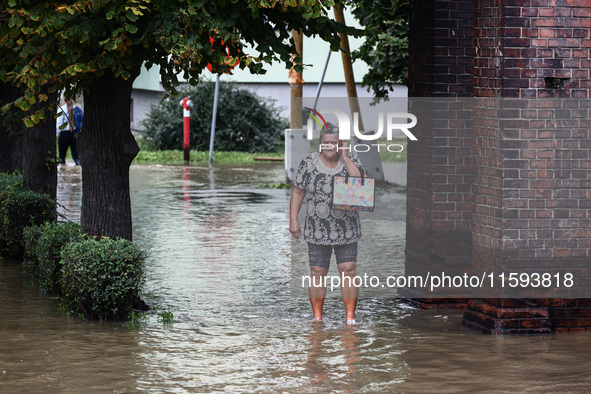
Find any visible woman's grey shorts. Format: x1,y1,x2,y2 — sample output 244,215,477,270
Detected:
307,242,358,269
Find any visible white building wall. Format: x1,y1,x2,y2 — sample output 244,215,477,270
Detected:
130,89,164,133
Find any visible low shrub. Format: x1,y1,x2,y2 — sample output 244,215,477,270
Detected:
0,187,56,258
22,222,82,294
140,82,288,153
0,172,23,191
60,237,146,321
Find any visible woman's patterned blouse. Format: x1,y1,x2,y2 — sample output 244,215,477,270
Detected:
293,152,364,245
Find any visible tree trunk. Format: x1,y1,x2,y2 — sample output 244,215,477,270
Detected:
0,82,24,174
22,88,58,199
78,68,141,241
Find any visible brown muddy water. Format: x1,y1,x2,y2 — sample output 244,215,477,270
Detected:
1,163,591,393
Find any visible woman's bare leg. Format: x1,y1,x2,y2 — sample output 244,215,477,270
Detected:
338,262,358,322
309,266,328,320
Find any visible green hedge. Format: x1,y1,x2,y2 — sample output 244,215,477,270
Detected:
22,222,82,294
60,237,146,321
140,82,288,153
1,173,147,323
22,222,147,322
0,186,56,258
0,172,23,191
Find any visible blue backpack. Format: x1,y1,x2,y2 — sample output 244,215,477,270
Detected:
73,106,84,135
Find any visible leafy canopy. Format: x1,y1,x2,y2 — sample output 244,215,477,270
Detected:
0,0,357,124
351,0,408,97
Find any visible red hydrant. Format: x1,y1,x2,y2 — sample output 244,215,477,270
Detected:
180,97,194,161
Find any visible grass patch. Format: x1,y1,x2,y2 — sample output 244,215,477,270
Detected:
258,183,291,189
59,135,407,165
133,137,284,165
57,136,284,165
378,138,407,163
158,310,174,325
376,180,407,195
133,150,285,165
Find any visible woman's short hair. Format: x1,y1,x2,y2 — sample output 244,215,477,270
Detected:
319,122,339,143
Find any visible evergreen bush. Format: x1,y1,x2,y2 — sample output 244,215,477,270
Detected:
0,172,23,191
60,237,146,321
0,187,56,258
140,82,288,153
22,222,82,294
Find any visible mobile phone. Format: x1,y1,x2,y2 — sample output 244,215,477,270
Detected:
337,140,346,156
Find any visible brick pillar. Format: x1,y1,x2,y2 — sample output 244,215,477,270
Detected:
464,0,591,333
403,0,475,306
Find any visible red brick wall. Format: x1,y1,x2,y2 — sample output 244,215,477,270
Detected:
462,0,591,332
472,0,591,296
475,0,591,99
407,1,591,325
405,0,475,299
472,0,507,280
408,0,475,96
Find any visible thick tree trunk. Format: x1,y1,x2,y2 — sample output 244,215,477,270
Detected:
0,125,23,174
22,89,58,199
78,68,141,240
0,82,24,173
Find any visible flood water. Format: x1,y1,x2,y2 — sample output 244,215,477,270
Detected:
1,163,591,393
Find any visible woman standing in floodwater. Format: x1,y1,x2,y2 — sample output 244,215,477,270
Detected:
289,124,365,324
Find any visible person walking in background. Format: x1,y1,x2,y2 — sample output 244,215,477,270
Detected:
289,124,365,325
56,99,83,165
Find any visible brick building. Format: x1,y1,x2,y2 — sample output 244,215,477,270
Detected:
406,0,591,333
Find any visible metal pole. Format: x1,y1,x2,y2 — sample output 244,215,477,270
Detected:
208,74,220,165
313,49,332,111
181,97,193,162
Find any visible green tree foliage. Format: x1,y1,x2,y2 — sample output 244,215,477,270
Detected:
0,0,355,239
142,83,287,153
351,0,409,97
0,0,351,117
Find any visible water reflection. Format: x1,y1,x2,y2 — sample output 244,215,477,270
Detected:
56,165,82,220
0,260,143,392
0,163,590,392
301,323,361,392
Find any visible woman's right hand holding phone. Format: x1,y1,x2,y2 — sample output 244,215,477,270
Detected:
338,140,351,160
